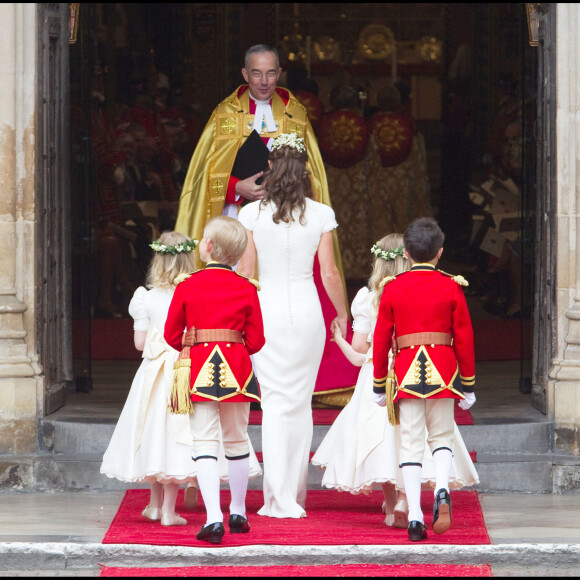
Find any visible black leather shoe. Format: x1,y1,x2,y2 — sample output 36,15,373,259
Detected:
433,488,452,534
196,522,225,544
228,514,250,533
407,520,428,541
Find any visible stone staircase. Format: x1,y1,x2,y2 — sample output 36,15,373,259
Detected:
34,413,561,494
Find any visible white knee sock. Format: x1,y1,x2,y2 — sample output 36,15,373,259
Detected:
162,483,179,515
195,457,223,525
401,465,424,524
433,448,453,496
227,457,249,517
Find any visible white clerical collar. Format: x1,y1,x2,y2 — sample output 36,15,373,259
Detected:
250,94,271,106
250,94,277,135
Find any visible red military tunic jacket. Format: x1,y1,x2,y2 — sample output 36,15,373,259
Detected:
164,263,265,403
372,263,475,401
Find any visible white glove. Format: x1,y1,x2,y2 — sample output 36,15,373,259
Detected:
458,392,476,410
373,392,387,407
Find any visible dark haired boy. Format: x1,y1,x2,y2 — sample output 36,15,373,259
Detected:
372,217,476,541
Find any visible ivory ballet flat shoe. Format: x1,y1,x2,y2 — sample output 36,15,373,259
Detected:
393,497,409,529
183,485,198,509
160,512,187,526
141,506,162,521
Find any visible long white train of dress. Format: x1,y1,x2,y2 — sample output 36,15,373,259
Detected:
239,198,338,518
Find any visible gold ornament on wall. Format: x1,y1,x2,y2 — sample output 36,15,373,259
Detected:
357,24,395,61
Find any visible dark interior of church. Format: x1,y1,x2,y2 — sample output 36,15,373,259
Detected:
67,3,537,393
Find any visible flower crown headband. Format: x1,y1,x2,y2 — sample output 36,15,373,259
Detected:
371,244,407,261
271,132,307,153
150,238,199,255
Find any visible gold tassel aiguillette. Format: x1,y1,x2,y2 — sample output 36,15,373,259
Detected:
168,346,194,415
385,368,399,426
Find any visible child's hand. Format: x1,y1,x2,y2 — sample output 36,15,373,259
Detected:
330,318,343,342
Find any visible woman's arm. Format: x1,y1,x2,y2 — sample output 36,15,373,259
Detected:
331,321,368,367
318,231,349,337
134,330,147,351
237,230,257,279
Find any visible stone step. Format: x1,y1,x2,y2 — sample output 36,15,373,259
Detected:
26,450,556,494
37,417,562,493
43,419,553,456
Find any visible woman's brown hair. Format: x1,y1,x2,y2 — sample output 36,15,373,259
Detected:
260,144,312,225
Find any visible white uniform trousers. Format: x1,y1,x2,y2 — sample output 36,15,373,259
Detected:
398,398,455,466
189,401,250,459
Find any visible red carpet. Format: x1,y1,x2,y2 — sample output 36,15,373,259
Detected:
102,489,489,547
250,402,474,426
100,563,493,577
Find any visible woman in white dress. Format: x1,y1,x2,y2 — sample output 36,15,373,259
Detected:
100,231,262,525
238,133,349,518
311,234,479,527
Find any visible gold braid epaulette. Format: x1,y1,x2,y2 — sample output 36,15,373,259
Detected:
438,270,469,287
174,270,202,286
235,271,261,290
379,270,407,288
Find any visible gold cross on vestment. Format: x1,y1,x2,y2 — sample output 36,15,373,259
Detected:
211,180,224,195
221,118,237,134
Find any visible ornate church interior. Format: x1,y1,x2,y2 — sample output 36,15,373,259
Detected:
67,3,537,402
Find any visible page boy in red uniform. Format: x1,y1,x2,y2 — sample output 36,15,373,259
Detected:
372,217,476,542
164,215,265,544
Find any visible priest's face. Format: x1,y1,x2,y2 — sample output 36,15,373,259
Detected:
242,50,282,102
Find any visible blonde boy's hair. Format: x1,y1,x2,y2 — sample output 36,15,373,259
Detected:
204,216,248,266
146,230,197,289
368,233,409,315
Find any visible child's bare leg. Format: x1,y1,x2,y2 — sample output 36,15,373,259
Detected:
150,481,163,508
160,482,187,526
381,482,397,526
141,481,163,520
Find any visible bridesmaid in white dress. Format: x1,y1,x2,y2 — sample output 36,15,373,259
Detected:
100,231,262,525
311,234,479,528
238,133,349,518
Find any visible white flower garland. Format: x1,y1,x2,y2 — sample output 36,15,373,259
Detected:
371,244,407,261
150,238,199,255
271,132,306,153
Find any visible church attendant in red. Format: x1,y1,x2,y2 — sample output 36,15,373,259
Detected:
372,217,475,543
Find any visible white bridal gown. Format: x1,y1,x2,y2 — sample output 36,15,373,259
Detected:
239,198,338,518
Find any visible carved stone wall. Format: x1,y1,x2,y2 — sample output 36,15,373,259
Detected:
0,3,43,488
548,3,580,455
